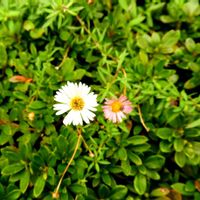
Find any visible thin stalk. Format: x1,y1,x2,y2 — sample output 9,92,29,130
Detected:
52,129,82,199
81,135,94,157
137,105,150,132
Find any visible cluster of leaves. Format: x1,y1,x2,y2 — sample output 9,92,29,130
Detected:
0,0,200,199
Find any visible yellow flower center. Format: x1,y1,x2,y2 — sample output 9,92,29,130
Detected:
70,96,85,111
111,101,122,112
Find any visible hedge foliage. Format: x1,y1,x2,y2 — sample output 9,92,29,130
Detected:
0,0,200,199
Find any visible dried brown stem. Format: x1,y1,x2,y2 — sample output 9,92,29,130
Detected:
55,47,70,69
53,128,82,199
137,105,150,132
81,135,94,157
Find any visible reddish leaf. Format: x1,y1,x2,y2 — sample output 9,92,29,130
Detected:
9,75,33,83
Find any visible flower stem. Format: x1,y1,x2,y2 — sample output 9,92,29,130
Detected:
81,135,94,157
55,47,70,69
137,105,150,132
52,128,82,199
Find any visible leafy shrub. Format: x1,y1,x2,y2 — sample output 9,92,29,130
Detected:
0,0,200,199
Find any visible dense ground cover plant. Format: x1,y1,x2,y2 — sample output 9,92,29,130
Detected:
0,0,200,199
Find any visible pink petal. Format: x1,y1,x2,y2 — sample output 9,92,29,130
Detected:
119,95,127,102
123,105,133,113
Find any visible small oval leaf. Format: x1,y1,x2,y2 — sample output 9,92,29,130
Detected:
175,151,186,167
144,155,165,170
134,174,147,195
20,170,30,193
33,176,46,198
109,185,128,200
2,163,25,176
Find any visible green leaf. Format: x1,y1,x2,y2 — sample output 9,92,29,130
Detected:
69,183,87,194
2,163,25,176
138,165,147,175
129,15,145,27
156,128,172,139
160,141,173,153
102,173,112,186
186,118,200,129
194,192,200,200
160,46,174,54
191,142,200,155
108,166,122,174
117,147,127,161
183,0,199,17
151,32,161,44
59,29,71,41
92,177,100,188
109,185,128,200
0,43,7,67
28,100,46,110
136,34,152,52
128,135,148,145
118,0,128,10
121,160,132,176
185,180,195,192
0,183,4,197
128,151,142,165
139,50,148,65
184,77,200,89
0,133,11,145
175,151,186,167
23,20,35,31
174,138,185,152
66,6,84,16
98,184,110,198
150,188,170,197
20,170,30,193
171,182,193,195
134,174,147,195
185,38,196,52
160,15,175,23
30,43,37,57
73,69,86,80
5,189,21,200
146,170,160,180
33,176,46,198
0,157,8,170
187,62,200,72
30,28,45,39
133,144,151,153
60,58,75,79
144,155,165,170
161,30,180,47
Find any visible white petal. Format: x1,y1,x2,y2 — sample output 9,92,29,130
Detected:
81,109,95,121
63,110,74,125
54,92,70,103
53,103,70,115
84,94,98,110
72,111,83,126
84,104,97,111
79,83,90,95
80,110,90,124
62,85,75,98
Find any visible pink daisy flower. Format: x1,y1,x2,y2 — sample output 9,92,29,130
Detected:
103,95,133,123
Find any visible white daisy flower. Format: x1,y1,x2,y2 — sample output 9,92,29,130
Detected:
53,82,98,126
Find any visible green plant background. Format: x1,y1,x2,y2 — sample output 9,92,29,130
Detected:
0,0,200,199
